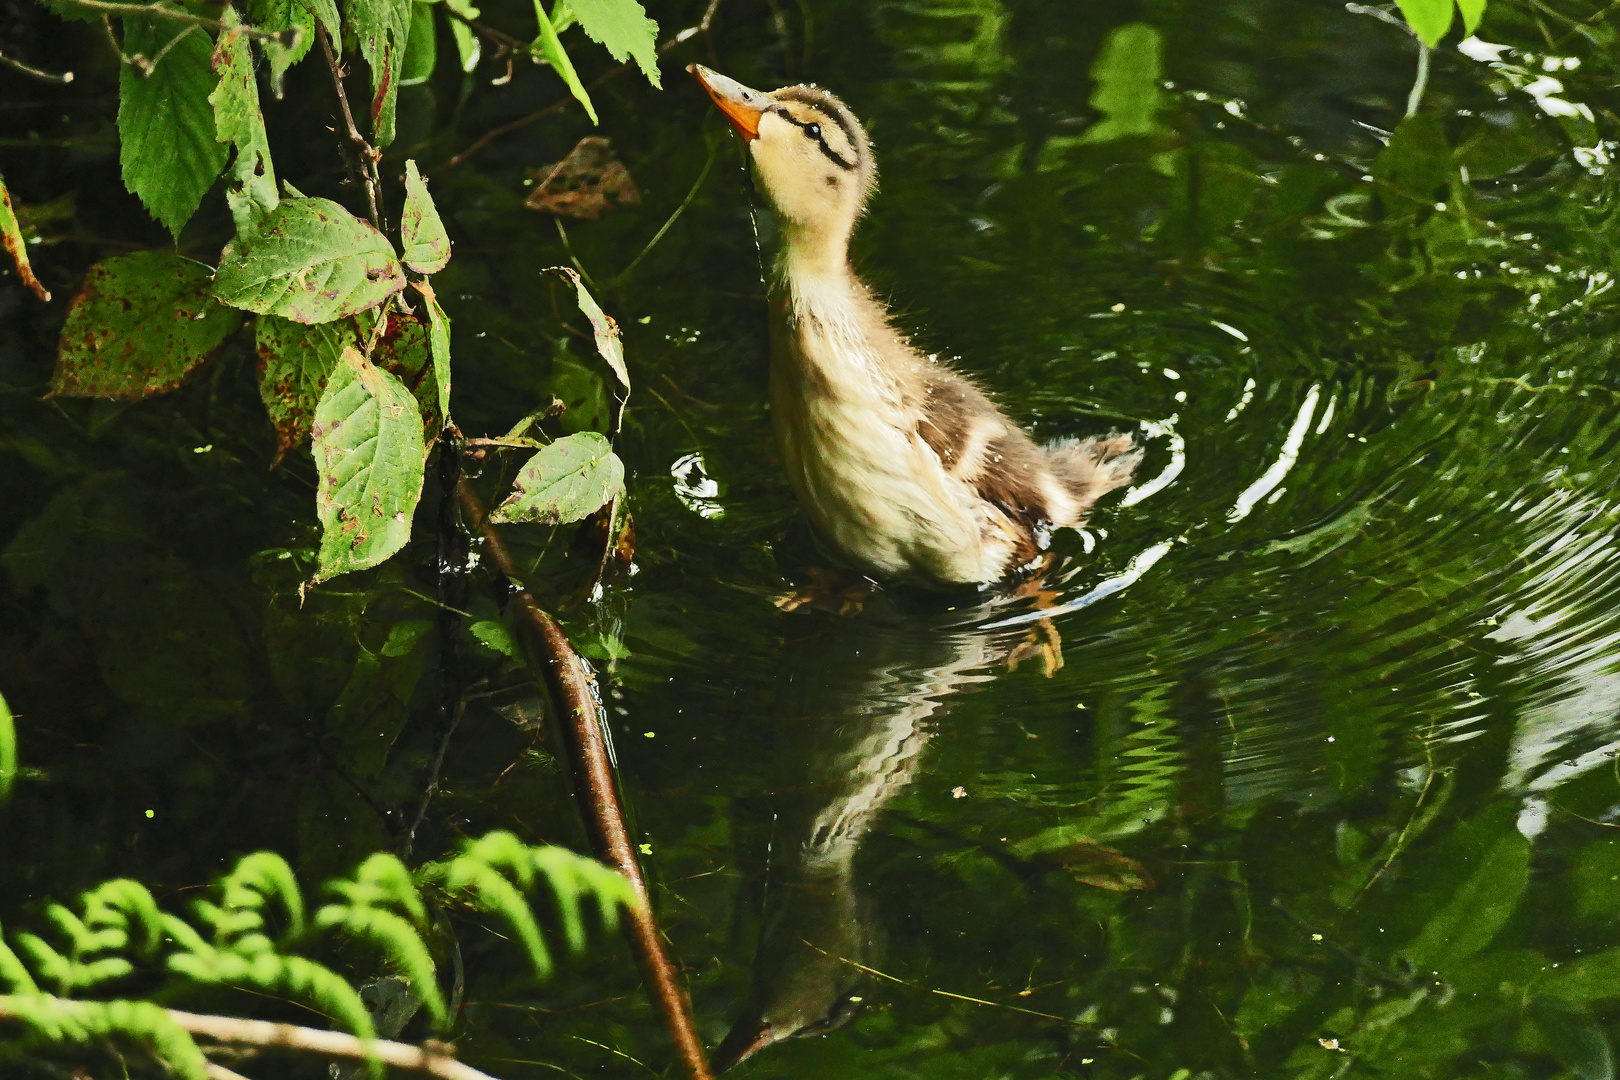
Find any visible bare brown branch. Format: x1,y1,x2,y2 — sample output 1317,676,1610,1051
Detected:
315,25,384,231
457,480,714,1080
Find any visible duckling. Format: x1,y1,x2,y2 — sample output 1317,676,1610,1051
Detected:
690,65,1140,587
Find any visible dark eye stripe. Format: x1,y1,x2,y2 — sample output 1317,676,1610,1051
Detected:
773,107,857,171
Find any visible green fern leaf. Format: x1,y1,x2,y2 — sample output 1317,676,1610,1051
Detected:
315,904,448,1028
0,927,40,993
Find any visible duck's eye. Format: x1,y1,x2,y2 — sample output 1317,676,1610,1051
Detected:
804,123,822,140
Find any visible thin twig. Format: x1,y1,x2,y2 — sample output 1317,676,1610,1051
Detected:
316,25,384,231
204,1063,256,1080
50,0,299,44
442,0,725,170
458,481,714,1080
165,1009,496,1080
615,137,718,282
0,49,74,84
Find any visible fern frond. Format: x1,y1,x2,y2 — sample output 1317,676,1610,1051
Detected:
349,853,428,927
45,903,126,957
314,904,448,1029
0,927,39,994
82,879,166,959
13,933,74,993
530,847,637,952
0,994,208,1080
217,852,306,942
166,947,380,1075
422,855,553,977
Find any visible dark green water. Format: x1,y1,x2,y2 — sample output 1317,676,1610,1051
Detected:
6,0,1620,1076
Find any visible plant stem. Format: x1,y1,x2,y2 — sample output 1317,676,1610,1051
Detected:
442,0,726,169
457,481,715,1080
316,25,385,232
0,49,74,84
1405,41,1431,119
49,0,299,44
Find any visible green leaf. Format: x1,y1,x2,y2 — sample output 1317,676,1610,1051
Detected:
470,620,517,657
1373,114,1452,219
1396,0,1455,47
212,197,406,323
211,10,280,237
0,173,50,301
549,266,626,392
1400,831,1530,972
490,431,624,525
530,0,598,125
567,0,660,87
118,19,230,240
312,346,427,581
256,314,363,462
1527,998,1614,1080
346,0,413,148
52,253,244,399
1080,23,1166,144
400,161,451,274
414,280,452,423
246,0,339,82
0,690,15,802
1456,0,1487,34
445,0,481,71
400,2,438,85
372,309,442,440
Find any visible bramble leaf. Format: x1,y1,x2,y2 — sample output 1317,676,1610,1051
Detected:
52,253,244,399
1396,0,1455,47
489,432,623,525
211,10,280,236
118,18,230,240
530,0,598,124
567,0,660,87
0,174,49,301
256,314,363,462
414,280,452,423
549,266,626,392
400,161,451,274
311,346,426,581
1456,0,1486,34
212,197,405,323
345,0,413,149
246,0,339,82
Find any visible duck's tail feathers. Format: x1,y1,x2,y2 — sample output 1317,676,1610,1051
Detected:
1045,433,1141,511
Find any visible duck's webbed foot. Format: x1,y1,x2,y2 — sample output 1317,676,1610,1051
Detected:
774,567,873,617
1004,557,1064,677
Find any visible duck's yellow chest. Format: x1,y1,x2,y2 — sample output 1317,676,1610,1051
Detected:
766,286,1015,585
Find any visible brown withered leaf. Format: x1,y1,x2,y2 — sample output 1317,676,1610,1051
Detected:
1046,838,1153,892
525,137,641,219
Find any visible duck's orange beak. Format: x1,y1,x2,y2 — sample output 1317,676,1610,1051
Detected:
688,64,769,142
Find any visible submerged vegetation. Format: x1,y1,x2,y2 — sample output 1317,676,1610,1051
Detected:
4,0,1620,1075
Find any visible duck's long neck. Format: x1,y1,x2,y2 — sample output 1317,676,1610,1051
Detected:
775,216,855,296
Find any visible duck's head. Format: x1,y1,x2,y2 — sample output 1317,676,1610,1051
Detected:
689,64,875,271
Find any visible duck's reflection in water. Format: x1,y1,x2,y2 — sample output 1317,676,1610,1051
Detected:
713,597,1018,1072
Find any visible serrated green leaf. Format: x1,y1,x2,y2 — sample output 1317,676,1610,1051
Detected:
312,346,426,581
0,173,50,301
0,690,15,802
346,0,413,148
1456,0,1486,34
52,253,244,399
567,0,659,87
1080,23,1165,144
212,197,405,323
400,160,451,273
372,308,442,440
490,431,623,525
530,0,598,124
414,280,452,423
1396,0,1455,46
245,0,338,82
256,314,363,462
211,10,280,236
118,19,230,240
